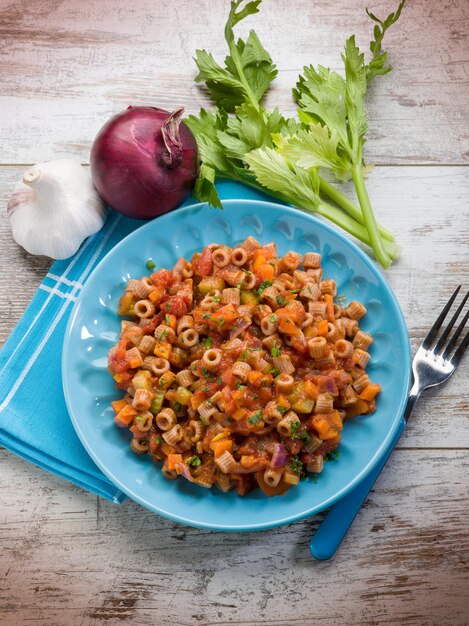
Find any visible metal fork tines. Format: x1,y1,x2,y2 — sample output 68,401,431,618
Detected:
404,286,469,422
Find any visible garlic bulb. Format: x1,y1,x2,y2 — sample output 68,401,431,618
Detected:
7,159,106,260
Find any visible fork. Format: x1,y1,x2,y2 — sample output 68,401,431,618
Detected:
309,286,469,560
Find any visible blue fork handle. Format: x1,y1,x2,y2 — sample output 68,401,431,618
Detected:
310,418,406,560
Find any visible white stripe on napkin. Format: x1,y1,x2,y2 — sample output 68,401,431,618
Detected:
46,273,84,289
0,215,121,413
39,285,77,302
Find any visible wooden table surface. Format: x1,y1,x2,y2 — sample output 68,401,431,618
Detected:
1,1,468,624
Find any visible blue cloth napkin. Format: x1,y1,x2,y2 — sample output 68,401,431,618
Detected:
0,181,271,502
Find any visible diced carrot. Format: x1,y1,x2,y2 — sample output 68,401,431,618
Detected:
252,250,267,272
232,389,245,401
278,315,301,336
304,380,319,399
240,455,263,469
148,287,165,304
190,392,206,411
304,326,318,338
117,292,134,316
167,453,183,470
233,407,249,421
114,405,137,427
317,319,329,336
111,399,128,413
359,383,381,401
154,341,172,359
158,370,176,390
247,370,263,385
210,439,233,457
311,411,343,440
210,303,239,328
164,313,177,331
276,394,291,412
257,263,275,281
161,443,176,456
324,294,333,304
325,302,335,322
344,398,371,419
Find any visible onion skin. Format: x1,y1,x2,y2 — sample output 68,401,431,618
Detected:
90,106,198,219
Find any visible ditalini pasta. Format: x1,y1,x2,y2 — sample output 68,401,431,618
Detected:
108,239,380,496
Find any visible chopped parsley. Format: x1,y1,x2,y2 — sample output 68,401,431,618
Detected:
165,303,172,311
276,295,285,306
217,377,222,385
271,345,280,357
165,314,171,325
146,258,156,271
155,437,163,445
290,421,300,439
201,386,210,392
213,295,221,302
257,279,273,296
160,329,167,340
199,414,208,426
326,448,341,461
270,368,279,377
289,455,304,477
201,367,211,378
300,431,312,445
204,337,213,349
248,410,262,425
202,313,211,319
173,401,182,412
269,314,278,324
188,455,201,467
277,405,287,414
236,382,246,390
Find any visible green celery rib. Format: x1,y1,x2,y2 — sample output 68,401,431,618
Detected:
351,165,392,268
319,178,395,243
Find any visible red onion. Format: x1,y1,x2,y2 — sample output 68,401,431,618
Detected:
270,443,289,468
229,316,252,339
174,463,195,483
90,106,198,219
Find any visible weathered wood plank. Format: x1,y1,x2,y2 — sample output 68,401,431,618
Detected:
0,0,468,164
1,165,467,447
0,448,468,626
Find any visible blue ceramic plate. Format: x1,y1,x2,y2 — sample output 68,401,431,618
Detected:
63,199,410,531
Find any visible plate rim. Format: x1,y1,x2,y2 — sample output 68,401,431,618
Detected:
63,198,411,531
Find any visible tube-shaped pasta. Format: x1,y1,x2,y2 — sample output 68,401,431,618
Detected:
280,251,303,272
215,450,238,473
308,337,329,359
221,288,240,305
232,361,251,381
202,349,222,371
121,320,137,333
334,339,354,358
300,282,322,301
303,252,321,269
241,272,256,289
179,328,199,348
260,316,277,336
155,324,176,343
275,374,295,394
133,279,153,299
254,304,273,324
200,295,218,310
341,317,360,337
212,248,230,267
325,323,342,344
162,424,183,446
344,301,367,320
126,279,141,293
308,301,327,317
134,299,155,318
307,455,324,473
354,349,371,368
306,268,323,282
156,407,176,431
176,369,195,387
132,389,154,411
231,247,248,266
241,235,260,253
341,384,358,406
189,419,205,442
303,434,323,454
161,463,178,480
130,438,149,455
139,335,156,355
125,347,143,368
151,357,170,376
222,268,245,286
277,410,300,437
263,401,282,425
264,468,284,487
315,352,336,369
272,354,295,375
315,393,333,413
261,333,281,350
293,270,310,285
352,373,370,393
319,279,337,296
177,315,194,334
301,313,314,329
353,330,374,350
181,262,193,279
198,401,217,422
